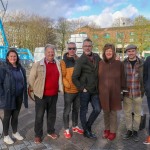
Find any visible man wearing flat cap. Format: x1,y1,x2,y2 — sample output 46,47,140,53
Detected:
122,44,144,142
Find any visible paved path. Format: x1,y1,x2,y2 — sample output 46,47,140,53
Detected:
0,94,150,150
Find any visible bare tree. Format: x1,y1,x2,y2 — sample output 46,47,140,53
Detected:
55,17,72,56
3,12,56,53
133,15,150,55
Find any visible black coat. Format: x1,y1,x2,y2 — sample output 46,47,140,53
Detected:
143,56,150,97
0,62,28,109
72,53,101,94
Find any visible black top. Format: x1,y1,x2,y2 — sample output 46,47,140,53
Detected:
129,59,137,69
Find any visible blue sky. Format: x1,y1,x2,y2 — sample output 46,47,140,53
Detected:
0,0,150,27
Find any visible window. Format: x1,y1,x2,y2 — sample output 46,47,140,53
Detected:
116,32,124,43
93,34,99,39
143,33,150,42
103,33,110,39
129,32,136,43
116,32,124,38
130,32,135,36
80,32,86,34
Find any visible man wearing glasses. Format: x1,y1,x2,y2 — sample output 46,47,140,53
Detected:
60,42,83,139
72,38,101,138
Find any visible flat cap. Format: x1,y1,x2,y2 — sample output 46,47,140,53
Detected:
125,44,137,52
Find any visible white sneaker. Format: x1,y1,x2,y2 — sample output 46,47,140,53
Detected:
12,132,24,140
4,135,14,145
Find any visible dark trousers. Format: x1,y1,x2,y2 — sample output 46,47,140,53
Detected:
3,96,23,136
63,93,80,129
34,94,58,138
147,97,150,135
80,92,101,131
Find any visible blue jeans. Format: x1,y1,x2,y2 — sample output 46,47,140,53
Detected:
80,92,101,130
147,97,150,135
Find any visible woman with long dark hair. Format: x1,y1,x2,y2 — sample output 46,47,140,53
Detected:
0,48,28,144
98,44,125,141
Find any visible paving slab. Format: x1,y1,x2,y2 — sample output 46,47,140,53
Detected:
0,94,150,150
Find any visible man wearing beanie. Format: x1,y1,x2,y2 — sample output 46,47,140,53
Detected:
123,44,144,142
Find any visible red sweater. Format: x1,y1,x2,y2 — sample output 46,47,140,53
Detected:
44,62,59,96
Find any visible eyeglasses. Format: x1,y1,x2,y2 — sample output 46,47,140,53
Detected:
68,48,76,50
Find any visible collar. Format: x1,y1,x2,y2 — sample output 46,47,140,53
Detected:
39,58,56,65
45,58,56,64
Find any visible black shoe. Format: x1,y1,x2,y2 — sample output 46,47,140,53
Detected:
123,130,133,139
90,132,97,139
84,130,97,139
132,131,139,142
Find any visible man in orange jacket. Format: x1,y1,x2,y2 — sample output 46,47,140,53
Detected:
60,42,83,139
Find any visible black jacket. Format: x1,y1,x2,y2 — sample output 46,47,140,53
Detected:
72,52,101,94
143,56,150,97
0,62,28,109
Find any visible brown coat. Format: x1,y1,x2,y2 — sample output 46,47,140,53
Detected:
98,59,125,111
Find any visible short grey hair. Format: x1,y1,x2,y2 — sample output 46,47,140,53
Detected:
44,44,56,52
67,42,76,48
83,38,93,45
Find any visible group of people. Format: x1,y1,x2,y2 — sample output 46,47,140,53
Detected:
0,38,150,146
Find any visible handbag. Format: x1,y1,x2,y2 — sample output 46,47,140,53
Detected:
139,114,146,130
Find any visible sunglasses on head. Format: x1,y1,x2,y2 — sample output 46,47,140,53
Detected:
68,48,76,50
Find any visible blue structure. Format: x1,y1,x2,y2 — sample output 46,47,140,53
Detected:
16,48,34,68
0,19,8,61
16,48,34,61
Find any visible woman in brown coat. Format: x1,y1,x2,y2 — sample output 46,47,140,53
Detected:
98,43,125,141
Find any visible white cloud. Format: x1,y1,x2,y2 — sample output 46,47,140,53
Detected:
2,0,141,28
71,4,139,28
76,5,91,11
4,0,78,19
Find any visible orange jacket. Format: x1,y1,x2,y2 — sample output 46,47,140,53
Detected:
60,53,78,93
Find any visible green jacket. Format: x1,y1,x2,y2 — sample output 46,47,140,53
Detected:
72,52,101,94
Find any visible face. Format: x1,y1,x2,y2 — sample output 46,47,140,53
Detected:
126,49,137,60
82,41,92,55
7,52,17,65
105,48,113,60
45,47,55,61
68,43,76,57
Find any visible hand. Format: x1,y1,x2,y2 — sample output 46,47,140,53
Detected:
122,90,128,93
83,88,87,92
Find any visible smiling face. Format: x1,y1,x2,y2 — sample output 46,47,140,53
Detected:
7,52,17,66
105,48,113,60
67,43,76,57
45,47,55,62
126,49,137,61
